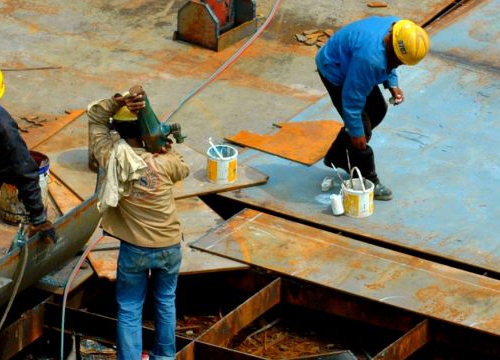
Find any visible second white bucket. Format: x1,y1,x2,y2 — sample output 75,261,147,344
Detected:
206,144,238,184
342,167,374,218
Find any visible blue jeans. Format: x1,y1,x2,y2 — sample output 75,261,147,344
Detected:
116,241,182,360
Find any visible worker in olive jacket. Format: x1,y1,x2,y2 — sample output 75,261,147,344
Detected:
88,88,189,360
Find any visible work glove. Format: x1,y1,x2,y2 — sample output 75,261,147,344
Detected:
28,220,58,243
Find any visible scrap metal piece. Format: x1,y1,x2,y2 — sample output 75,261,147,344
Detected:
226,120,343,166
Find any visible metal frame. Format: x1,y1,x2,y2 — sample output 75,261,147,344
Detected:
3,269,499,359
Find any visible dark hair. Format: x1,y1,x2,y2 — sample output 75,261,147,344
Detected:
112,120,141,140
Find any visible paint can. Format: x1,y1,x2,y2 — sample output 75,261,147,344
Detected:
0,151,50,224
342,167,374,218
206,144,238,184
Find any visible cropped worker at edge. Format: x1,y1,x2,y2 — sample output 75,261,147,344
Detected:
88,87,189,360
0,70,56,240
316,17,430,200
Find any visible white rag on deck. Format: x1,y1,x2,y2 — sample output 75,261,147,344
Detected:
97,139,147,213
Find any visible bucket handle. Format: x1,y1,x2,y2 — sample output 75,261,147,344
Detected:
349,166,366,192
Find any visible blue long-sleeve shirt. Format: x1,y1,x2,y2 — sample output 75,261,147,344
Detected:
316,16,400,137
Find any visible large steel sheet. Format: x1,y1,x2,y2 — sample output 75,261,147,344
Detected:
192,209,500,336
220,5,500,274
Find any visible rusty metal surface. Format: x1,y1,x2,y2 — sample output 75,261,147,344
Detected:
177,1,219,50
192,209,500,337
217,19,258,52
0,184,100,307
176,0,256,51
48,173,83,213
226,120,343,165
20,110,85,150
220,2,500,274
88,197,247,280
36,256,94,295
199,278,281,347
0,0,460,163
373,320,429,360
0,301,45,360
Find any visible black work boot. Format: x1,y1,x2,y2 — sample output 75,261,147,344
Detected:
373,181,393,201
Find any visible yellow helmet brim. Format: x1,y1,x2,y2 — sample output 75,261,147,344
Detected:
114,106,138,121
0,70,4,99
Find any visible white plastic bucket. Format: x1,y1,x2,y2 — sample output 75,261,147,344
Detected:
206,144,238,184
342,167,374,218
0,151,50,224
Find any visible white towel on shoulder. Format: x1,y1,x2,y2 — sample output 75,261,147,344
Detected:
97,139,147,213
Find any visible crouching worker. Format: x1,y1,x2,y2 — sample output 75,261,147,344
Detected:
88,88,190,360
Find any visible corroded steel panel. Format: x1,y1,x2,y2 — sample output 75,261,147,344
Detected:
0,192,100,307
192,209,500,337
226,120,343,166
199,278,281,346
21,110,85,150
373,320,430,360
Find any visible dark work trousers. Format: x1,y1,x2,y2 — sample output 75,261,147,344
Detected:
319,72,388,184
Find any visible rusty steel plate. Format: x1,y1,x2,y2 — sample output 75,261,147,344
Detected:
20,109,85,150
192,209,500,337
226,120,343,166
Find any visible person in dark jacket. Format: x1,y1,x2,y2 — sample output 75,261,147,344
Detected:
316,17,430,200
0,70,55,239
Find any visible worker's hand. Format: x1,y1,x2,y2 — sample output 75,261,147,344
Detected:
113,93,145,114
350,135,367,150
28,220,57,243
153,138,173,157
124,94,146,114
389,87,404,105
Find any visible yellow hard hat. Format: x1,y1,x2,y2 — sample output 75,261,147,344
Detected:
113,106,137,121
0,70,5,99
392,20,430,66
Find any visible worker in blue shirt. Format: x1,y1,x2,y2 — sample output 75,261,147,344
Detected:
317,16,429,200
